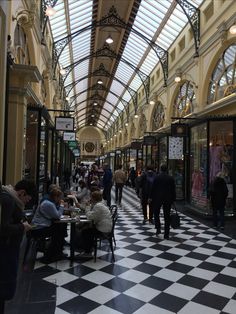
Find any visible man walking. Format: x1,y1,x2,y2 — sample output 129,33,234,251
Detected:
150,164,176,239
102,163,113,207
113,165,126,206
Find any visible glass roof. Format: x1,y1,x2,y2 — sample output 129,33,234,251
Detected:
48,0,204,130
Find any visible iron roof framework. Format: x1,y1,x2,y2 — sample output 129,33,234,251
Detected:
44,0,202,133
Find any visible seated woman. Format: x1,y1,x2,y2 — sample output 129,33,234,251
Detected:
75,191,112,255
31,187,67,263
76,180,90,210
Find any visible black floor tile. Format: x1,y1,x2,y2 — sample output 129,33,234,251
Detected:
59,295,99,314
102,277,136,292
105,294,145,314
166,262,194,273
140,276,172,291
134,262,162,274
213,273,236,288
150,292,188,312
192,291,229,310
177,274,209,289
62,278,97,295
197,261,224,272
100,264,129,276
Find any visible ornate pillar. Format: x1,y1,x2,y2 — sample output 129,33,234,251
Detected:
6,63,41,184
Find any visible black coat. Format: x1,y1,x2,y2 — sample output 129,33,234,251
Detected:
209,177,228,208
0,189,25,300
151,172,176,206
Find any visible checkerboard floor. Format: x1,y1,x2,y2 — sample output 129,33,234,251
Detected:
7,187,236,314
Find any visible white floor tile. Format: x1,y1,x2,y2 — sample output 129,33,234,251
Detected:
145,257,172,268
124,284,160,302
153,268,184,282
221,266,236,278
166,248,189,256
164,282,200,300
188,267,217,280
223,299,236,314
82,286,120,303
203,281,236,298
56,287,78,305
178,301,220,314
82,270,114,284
133,304,174,314
206,256,231,266
88,305,123,314
118,269,150,283
43,271,78,286
175,256,203,267
115,257,142,268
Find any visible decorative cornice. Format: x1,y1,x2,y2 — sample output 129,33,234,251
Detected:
10,64,42,82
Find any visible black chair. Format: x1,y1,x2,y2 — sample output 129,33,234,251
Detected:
93,210,118,262
22,231,49,270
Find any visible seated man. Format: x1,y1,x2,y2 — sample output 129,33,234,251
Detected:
75,191,112,255
31,187,67,263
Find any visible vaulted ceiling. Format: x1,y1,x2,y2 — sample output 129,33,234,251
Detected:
47,0,203,133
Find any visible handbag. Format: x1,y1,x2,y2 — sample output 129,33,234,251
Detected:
170,205,180,229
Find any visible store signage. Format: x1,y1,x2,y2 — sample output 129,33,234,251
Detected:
131,141,142,150
168,136,183,159
63,132,76,141
143,136,156,145
68,141,77,148
171,123,188,137
55,117,74,131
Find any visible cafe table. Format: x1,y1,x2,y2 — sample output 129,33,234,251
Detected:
58,211,91,261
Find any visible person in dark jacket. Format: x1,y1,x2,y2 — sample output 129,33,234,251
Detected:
139,165,156,224
209,175,228,230
150,164,176,239
102,163,113,207
0,180,37,313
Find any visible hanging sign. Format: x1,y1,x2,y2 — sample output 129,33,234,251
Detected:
55,117,74,131
63,132,76,141
131,141,142,150
143,135,156,145
171,123,188,137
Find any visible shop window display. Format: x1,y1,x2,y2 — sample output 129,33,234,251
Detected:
190,124,208,211
209,121,233,213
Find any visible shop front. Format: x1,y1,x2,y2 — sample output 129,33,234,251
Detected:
189,119,235,216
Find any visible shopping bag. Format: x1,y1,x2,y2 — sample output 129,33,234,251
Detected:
170,206,180,229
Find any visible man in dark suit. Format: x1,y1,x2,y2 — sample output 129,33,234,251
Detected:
150,164,176,239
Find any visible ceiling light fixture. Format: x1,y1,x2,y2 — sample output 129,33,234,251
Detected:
174,68,182,83
97,79,103,85
45,6,56,17
66,97,70,101
125,122,128,127
149,100,155,105
134,114,139,119
105,34,113,44
229,23,236,35
93,102,98,106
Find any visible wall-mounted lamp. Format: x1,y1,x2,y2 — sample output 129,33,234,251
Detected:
229,23,236,35
93,102,98,106
97,79,103,85
45,6,56,17
149,100,155,105
60,67,66,75
66,97,70,101
125,122,128,127
134,114,139,119
105,34,113,44
174,69,198,88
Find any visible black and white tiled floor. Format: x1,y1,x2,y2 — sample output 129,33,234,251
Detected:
7,187,236,314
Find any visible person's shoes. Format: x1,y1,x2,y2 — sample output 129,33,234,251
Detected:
164,235,169,240
143,219,148,225
149,219,154,224
220,226,224,231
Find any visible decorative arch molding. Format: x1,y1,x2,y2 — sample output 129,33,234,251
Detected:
138,113,147,137
202,39,236,106
151,101,165,131
172,81,196,119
